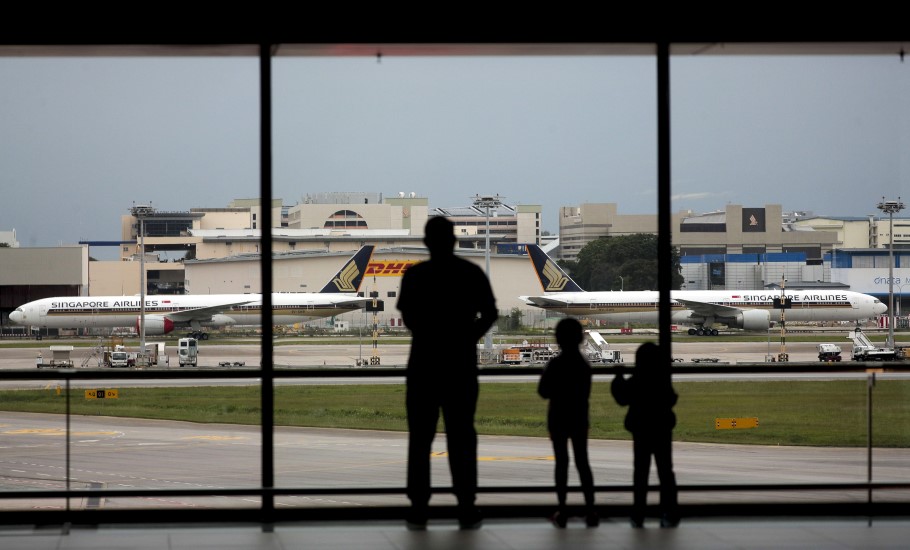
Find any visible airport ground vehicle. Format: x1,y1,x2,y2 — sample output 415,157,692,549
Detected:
101,344,130,368
583,329,624,363
817,343,842,362
109,350,130,368
847,328,899,361
501,344,555,365
177,337,199,367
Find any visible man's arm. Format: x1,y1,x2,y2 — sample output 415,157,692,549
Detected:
471,265,498,340
474,301,498,341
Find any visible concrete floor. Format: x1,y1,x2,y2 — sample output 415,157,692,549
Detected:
1,517,909,550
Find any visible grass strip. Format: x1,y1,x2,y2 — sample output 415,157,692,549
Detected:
1,380,907,447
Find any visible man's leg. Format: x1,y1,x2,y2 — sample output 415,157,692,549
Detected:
406,384,438,527
442,377,480,528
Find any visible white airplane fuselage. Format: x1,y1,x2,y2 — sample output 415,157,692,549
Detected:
9,293,367,334
520,244,886,334
523,289,886,329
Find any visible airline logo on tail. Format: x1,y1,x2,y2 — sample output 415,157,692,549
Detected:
527,244,584,293
332,261,361,292
542,260,571,291
320,245,374,293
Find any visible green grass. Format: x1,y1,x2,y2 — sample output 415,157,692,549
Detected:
2,380,908,447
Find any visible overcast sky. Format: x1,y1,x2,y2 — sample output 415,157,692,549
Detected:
1,52,907,258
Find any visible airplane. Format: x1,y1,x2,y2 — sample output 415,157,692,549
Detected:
520,244,888,336
9,245,376,339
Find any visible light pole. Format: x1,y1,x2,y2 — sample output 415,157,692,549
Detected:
896,281,906,321
472,194,503,354
131,203,155,357
877,197,904,348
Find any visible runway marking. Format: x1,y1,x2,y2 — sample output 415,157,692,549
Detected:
2,428,121,436
432,451,552,462
181,435,247,441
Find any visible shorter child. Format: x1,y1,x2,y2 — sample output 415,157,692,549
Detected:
611,341,679,528
537,318,598,527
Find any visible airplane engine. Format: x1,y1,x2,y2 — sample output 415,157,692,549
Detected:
136,315,175,335
728,309,771,331
209,314,237,327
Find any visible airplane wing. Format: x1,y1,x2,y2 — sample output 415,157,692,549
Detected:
332,296,374,307
675,298,743,318
519,295,573,307
164,301,255,323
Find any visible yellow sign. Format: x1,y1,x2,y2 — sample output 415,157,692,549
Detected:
366,260,418,276
85,389,119,400
715,417,759,430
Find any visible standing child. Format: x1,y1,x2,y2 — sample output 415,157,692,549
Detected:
537,318,598,528
611,341,679,528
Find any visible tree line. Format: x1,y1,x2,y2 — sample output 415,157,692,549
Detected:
558,234,683,291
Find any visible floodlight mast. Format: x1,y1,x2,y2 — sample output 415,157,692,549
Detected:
472,194,503,355
130,203,155,355
877,198,904,348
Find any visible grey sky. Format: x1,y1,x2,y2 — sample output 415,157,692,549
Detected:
1,53,907,256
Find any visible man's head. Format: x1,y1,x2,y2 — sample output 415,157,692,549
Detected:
423,216,457,256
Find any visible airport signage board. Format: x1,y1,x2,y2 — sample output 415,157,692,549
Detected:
85,389,119,399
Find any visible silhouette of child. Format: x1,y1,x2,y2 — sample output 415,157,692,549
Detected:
611,341,679,528
537,318,598,528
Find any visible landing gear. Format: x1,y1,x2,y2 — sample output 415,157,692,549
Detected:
688,327,719,336
187,331,209,340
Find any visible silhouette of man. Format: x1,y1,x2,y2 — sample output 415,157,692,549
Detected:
611,341,679,528
537,318,598,528
397,216,498,530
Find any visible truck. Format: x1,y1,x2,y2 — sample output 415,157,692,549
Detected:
177,337,199,367
109,350,130,368
817,343,842,362
583,330,623,363
847,328,898,361
102,344,130,368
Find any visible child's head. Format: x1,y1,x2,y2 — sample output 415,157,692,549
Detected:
635,341,659,364
634,341,668,379
555,318,583,349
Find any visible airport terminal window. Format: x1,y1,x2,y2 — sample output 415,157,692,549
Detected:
3,41,908,524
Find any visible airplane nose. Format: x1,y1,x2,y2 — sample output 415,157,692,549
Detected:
9,310,23,324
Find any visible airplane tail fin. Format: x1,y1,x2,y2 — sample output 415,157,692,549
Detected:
319,245,375,293
526,244,585,293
